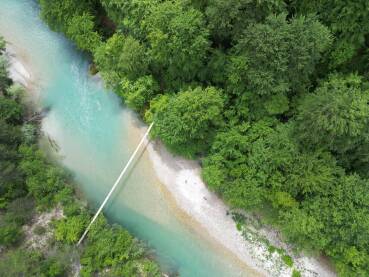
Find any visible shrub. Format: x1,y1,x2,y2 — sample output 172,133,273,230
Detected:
282,255,294,267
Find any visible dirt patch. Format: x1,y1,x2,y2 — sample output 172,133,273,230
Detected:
22,207,64,251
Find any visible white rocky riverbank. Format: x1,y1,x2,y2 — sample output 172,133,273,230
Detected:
141,130,336,277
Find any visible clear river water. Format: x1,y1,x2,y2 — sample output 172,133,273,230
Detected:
0,1,254,276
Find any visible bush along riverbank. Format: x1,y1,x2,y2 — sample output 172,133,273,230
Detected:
0,35,162,277
37,1,369,276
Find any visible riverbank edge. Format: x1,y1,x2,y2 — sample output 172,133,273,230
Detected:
4,40,165,277
134,126,336,277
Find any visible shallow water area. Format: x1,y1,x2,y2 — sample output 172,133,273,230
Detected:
0,1,258,276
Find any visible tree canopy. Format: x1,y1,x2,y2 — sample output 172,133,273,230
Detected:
152,87,225,157
295,74,369,176
37,1,369,275
291,0,369,69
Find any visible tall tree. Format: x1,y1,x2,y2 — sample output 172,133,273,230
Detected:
203,122,340,210
99,0,159,39
143,0,210,90
118,75,159,114
295,74,369,176
226,14,331,117
94,33,148,87
152,86,224,157
66,13,102,51
39,0,96,32
204,0,286,45
291,0,369,69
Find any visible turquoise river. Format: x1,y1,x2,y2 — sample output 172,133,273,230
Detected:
0,1,256,276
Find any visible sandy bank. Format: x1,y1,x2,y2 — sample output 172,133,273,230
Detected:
4,41,42,107
141,131,336,277
5,44,31,86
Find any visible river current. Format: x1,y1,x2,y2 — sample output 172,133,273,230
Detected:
0,1,254,276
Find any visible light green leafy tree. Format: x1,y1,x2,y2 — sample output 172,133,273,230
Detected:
94,33,148,87
153,86,225,157
204,0,286,44
118,75,159,113
54,215,89,244
39,0,95,32
99,0,159,39
67,13,102,51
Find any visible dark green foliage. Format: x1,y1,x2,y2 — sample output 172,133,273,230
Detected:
295,74,369,176
228,13,330,97
0,96,23,124
62,200,82,217
291,0,369,69
0,221,22,246
317,175,369,275
227,14,331,117
52,207,162,275
4,197,34,226
80,216,161,276
118,75,159,113
0,44,52,250
0,56,11,91
153,87,225,157
0,249,67,277
143,0,210,89
100,0,159,39
19,145,67,208
280,174,369,275
0,121,24,205
39,0,105,54
0,56,26,210
204,0,286,44
0,197,31,249
97,0,211,90
144,94,170,123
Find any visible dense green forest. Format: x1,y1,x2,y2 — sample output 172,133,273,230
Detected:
37,0,369,276
0,35,161,276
